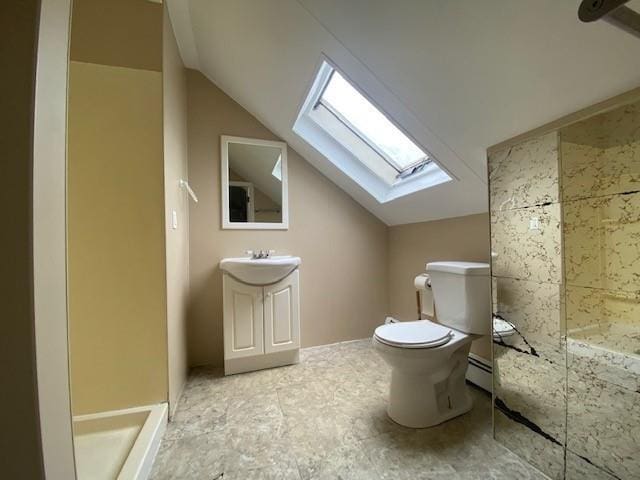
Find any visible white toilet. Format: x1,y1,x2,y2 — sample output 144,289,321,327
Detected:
372,261,491,428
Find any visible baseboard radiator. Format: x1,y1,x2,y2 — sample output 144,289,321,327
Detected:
466,352,492,393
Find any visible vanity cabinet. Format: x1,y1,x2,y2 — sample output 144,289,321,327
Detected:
223,270,300,374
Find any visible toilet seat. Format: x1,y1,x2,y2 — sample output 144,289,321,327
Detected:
374,320,453,349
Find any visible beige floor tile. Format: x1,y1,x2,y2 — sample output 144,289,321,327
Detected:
150,431,226,480
154,340,547,480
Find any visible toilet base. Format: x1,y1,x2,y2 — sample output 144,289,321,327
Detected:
387,366,473,428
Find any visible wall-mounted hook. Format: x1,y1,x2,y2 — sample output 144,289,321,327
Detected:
179,179,198,203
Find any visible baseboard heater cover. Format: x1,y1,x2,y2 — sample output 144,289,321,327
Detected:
466,352,492,393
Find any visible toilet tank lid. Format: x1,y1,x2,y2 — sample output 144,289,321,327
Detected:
426,261,490,275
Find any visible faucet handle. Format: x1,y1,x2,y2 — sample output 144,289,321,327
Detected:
245,249,254,258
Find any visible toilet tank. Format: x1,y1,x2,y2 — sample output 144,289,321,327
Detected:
426,261,490,335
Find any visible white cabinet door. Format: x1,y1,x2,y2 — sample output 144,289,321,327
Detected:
264,270,300,354
223,275,264,359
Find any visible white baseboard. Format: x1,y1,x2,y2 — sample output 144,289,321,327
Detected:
225,349,300,375
466,353,492,393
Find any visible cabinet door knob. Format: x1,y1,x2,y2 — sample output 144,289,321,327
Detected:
265,292,271,298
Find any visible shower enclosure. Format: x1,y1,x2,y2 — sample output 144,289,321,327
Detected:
66,1,169,478
489,96,640,479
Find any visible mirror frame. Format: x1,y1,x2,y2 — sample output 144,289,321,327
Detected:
221,135,289,230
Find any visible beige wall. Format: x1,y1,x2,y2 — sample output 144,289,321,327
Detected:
388,214,492,360
67,61,167,414
163,8,190,416
0,0,46,477
70,0,162,71
187,70,389,366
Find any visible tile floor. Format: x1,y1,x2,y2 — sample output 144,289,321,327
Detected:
151,339,548,480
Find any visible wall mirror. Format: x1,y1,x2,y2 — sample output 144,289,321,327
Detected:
221,136,289,229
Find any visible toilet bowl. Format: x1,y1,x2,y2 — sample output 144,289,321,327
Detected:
493,316,516,341
372,261,491,428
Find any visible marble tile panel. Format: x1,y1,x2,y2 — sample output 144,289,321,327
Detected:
566,285,640,358
561,100,640,149
489,131,559,212
493,408,564,480
567,338,640,392
571,326,640,357
561,100,640,202
563,191,640,292
568,285,640,331
493,277,564,346
567,364,640,479
565,285,605,331
491,203,562,284
493,343,566,443
565,450,617,480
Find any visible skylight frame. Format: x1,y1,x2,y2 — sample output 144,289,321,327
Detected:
314,69,431,177
292,57,452,204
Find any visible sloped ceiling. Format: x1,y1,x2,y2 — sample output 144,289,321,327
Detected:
167,0,640,225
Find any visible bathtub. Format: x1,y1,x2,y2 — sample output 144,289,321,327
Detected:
568,322,640,357
73,403,167,480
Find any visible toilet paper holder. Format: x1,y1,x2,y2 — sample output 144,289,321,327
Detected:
414,273,433,320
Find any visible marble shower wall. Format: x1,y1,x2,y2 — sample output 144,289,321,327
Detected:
489,132,566,479
489,98,640,480
561,100,640,480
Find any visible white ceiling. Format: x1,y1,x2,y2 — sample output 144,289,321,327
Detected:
167,0,640,225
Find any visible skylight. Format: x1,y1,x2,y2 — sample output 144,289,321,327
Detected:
318,70,428,173
293,59,451,203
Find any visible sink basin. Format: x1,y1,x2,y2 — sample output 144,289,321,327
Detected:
219,255,301,285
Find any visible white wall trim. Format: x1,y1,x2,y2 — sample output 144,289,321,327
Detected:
33,0,77,478
165,0,200,69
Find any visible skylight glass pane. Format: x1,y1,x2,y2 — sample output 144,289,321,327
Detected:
321,70,427,170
